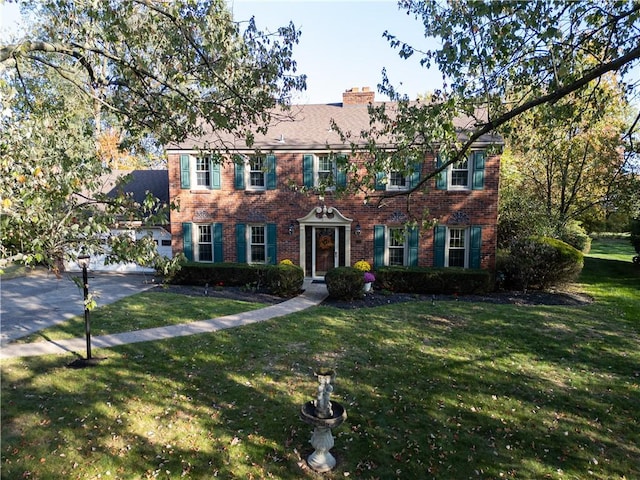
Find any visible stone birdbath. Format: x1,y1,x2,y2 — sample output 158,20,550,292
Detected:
299,369,347,472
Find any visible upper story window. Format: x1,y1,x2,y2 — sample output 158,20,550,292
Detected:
179,154,221,190
388,171,408,190
375,156,422,191
234,154,276,191
317,155,335,187
195,157,211,188
436,150,486,191
450,158,469,188
248,156,266,189
303,153,347,190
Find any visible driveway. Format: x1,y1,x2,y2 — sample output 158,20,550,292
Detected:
1,270,156,346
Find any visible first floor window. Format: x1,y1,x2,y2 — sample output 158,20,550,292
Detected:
197,225,213,262
374,224,418,268
250,225,266,263
388,227,406,266
434,225,482,269
447,228,467,267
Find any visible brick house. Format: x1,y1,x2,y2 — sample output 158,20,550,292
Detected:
166,88,501,280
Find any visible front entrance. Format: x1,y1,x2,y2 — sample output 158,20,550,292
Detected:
314,227,337,277
298,206,354,280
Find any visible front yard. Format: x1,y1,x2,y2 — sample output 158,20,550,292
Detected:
1,238,638,479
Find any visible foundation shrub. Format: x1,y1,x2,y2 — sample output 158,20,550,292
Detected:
171,262,267,288
325,266,364,300
498,236,583,290
264,264,304,297
375,267,491,294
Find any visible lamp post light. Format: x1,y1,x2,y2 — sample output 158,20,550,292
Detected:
76,254,92,361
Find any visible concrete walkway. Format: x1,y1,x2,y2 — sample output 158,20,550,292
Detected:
0,280,328,360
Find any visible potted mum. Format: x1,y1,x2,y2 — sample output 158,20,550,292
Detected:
363,271,376,292
354,260,375,292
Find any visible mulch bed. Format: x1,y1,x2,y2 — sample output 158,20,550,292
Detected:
153,283,593,310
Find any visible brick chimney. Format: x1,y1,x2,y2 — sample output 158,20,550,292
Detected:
342,86,375,105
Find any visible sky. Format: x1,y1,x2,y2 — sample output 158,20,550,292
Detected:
0,0,443,105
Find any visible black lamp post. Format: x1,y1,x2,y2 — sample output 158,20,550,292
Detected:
76,254,92,360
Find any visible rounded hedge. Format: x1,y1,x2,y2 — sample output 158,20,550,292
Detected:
325,266,364,300
498,236,584,290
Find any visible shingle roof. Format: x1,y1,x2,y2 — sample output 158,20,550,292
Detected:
102,170,169,205
167,101,502,153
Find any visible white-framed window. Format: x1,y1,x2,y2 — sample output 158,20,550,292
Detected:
388,227,407,265
387,170,408,190
249,225,266,263
436,150,485,191
446,227,468,267
247,155,266,190
195,157,211,188
449,156,470,189
316,154,337,188
196,224,213,262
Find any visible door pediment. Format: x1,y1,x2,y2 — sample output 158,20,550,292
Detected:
298,206,352,226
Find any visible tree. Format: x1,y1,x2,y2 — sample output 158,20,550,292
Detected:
0,0,306,269
336,1,640,201
501,75,631,239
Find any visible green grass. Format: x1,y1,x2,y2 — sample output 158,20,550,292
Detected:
14,292,269,343
2,238,638,479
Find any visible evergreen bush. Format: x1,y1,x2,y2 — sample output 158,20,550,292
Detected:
499,237,583,290
265,264,304,297
325,267,364,300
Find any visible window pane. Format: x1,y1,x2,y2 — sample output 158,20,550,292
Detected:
251,226,265,244
449,229,465,248
448,249,465,267
389,249,404,266
250,171,265,187
251,245,265,263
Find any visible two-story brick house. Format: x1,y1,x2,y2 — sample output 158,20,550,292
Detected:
166,87,501,280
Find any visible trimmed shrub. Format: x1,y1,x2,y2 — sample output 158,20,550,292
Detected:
500,236,583,291
374,267,492,294
171,262,266,286
325,266,364,300
265,264,304,297
171,262,304,297
560,221,591,253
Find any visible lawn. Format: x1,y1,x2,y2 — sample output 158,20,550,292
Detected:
1,238,638,479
